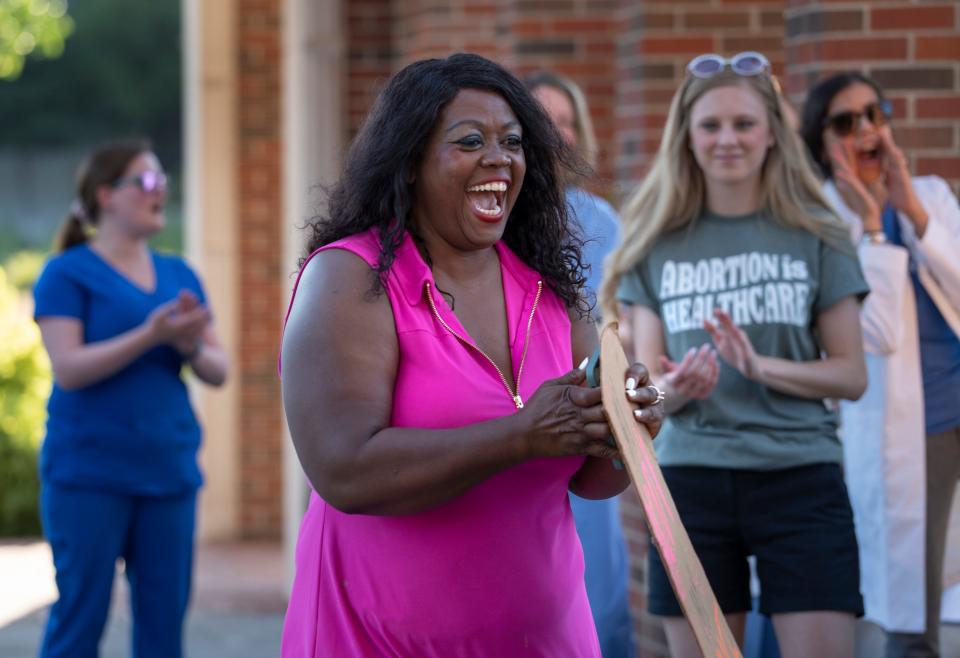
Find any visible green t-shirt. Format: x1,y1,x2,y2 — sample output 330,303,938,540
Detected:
617,210,868,470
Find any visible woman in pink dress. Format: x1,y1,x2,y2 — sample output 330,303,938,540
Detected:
279,53,664,657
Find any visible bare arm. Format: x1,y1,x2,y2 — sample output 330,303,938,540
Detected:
184,323,229,386
281,250,619,516
705,299,867,401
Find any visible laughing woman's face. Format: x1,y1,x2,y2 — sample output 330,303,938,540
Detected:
411,89,526,252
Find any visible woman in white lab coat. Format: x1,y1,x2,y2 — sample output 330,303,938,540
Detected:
801,72,960,658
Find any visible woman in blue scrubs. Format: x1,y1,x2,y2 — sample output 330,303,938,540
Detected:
32,140,229,658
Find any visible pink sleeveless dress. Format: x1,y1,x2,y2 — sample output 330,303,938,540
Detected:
280,229,600,657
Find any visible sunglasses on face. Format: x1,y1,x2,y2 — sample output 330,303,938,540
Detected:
822,100,892,137
687,51,770,79
114,170,168,193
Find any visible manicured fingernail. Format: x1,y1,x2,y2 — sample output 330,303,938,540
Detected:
625,377,637,390
578,357,589,371
627,388,638,399
634,409,644,420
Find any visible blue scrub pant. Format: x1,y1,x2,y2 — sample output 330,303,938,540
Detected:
38,483,196,658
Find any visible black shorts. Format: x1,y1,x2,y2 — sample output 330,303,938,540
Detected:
647,463,864,618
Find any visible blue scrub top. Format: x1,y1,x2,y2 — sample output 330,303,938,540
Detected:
566,187,621,317
33,245,207,495
882,205,960,435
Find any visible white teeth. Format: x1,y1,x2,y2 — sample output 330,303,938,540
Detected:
467,182,508,192
474,202,502,216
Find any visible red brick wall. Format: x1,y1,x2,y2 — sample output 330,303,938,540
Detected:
786,0,960,191
504,3,621,195
236,0,284,538
344,1,620,197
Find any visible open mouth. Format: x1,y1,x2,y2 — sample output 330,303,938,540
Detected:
856,147,881,169
466,181,508,218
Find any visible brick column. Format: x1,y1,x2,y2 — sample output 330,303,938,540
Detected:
237,0,284,538
786,0,960,191
615,3,786,655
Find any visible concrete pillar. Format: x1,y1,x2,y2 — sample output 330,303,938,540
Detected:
281,0,345,584
182,0,241,541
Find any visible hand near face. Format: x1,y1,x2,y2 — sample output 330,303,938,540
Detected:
658,344,719,400
826,134,881,232
703,309,759,380
879,128,928,233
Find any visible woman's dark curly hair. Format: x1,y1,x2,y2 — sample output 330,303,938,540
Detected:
800,72,887,179
303,52,589,313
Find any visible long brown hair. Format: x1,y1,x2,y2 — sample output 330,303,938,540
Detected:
600,70,851,321
55,139,151,252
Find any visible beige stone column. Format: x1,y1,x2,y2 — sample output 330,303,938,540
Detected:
182,0,240,541
281,0,345,583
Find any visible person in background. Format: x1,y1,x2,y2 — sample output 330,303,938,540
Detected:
526,70,633,658
601,52,869,658
32,140,228,658
279,53,665,658
801,72,960,658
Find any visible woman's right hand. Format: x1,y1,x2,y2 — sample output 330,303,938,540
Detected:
659,343,719,400
519,367,616,460
146,290,210,347
827,137,881,232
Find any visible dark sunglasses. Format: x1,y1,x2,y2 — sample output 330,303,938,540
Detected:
822,100,892,137
114,170,168,193
687,51,770,79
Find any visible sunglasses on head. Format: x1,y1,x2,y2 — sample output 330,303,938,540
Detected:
822,100,893,137
687,51,770,79
114,170,167,193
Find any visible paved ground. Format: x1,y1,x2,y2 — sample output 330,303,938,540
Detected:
2,538,959,657
0,540,285,658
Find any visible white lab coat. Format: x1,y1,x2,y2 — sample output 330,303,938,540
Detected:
823,176,960,632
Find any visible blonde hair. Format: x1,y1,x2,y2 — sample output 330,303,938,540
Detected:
525,71,598,170
599,69,851,321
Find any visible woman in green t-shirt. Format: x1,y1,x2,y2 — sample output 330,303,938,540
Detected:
600,53,869,658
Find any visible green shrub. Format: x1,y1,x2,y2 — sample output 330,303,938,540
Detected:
4,249,45,291
0,263,51,536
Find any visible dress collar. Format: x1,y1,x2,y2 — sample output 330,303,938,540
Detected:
386,229,543,307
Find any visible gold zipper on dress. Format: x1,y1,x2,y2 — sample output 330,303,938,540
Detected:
425,280,542,409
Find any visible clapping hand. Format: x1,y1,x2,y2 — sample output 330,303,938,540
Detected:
703,309,759,380
657,344,719,400
147,290,210,355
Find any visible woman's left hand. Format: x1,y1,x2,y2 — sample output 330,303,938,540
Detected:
624,362,665,439
704,309,760,380
880,128,929,236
